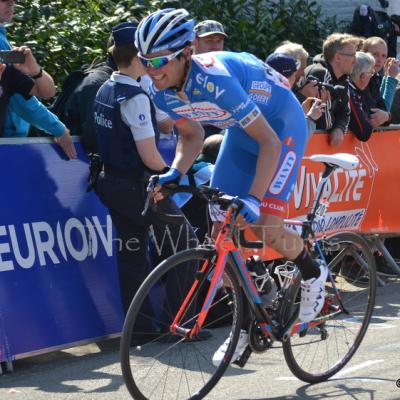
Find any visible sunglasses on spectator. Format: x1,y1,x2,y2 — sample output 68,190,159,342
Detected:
138,48,185,69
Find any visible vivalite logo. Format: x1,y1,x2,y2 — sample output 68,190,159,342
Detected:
269,151,297,195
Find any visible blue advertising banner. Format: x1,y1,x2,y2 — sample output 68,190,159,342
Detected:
0,138,124,363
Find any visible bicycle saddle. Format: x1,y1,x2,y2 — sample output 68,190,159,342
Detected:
309,153,359,170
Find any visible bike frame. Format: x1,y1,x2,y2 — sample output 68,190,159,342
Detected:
170,161,349,342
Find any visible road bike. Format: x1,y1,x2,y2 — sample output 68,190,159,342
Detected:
120,153,376,400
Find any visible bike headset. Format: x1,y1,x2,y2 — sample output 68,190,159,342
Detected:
135,8,195,91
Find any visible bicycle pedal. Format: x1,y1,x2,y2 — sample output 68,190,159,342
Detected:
233,345,252,368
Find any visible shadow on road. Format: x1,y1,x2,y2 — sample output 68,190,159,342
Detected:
0,338,123,394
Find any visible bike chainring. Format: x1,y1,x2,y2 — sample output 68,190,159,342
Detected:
248,320,274,353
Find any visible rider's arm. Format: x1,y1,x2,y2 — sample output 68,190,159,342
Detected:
244,114,282,201
172,118,205,174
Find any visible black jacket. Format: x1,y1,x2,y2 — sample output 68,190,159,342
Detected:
348,81,373,142
363,73,387,111
300,55,350,134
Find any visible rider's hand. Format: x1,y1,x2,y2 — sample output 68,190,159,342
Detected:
234,194,261,224
150,167,181,202
153,167,181,186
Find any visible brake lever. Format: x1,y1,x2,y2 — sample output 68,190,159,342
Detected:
142,179,156,217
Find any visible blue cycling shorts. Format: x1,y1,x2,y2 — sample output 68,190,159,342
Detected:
210,92,307,219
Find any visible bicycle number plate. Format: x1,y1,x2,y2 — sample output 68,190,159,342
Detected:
315,199,329,218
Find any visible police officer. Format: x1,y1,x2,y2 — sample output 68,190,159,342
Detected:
94,22,197,330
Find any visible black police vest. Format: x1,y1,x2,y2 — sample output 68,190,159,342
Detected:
94,79,159,176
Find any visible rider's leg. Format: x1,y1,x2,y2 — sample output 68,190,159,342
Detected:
255,213,320,279
255,212,328,322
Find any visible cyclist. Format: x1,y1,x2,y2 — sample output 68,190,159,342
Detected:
135,8,328,365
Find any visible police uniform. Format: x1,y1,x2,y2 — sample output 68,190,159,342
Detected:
94,23,196,323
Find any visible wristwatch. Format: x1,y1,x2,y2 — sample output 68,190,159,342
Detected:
31,67,43,79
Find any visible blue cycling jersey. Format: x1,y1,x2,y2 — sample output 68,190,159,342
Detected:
149,51,307,218
149,51,292,131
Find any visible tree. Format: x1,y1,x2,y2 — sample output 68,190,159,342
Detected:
7,0,343,87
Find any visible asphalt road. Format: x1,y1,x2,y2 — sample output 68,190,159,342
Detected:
1,278,399,400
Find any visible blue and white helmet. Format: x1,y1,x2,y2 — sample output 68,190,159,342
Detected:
135,8,195,55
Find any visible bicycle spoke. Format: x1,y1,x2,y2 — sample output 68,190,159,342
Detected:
121,249,243,400
282,232,376,382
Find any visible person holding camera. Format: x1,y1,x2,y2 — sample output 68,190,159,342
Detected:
0,47,57,134
303,33,360,147
0,0,76,159
265,52,325,138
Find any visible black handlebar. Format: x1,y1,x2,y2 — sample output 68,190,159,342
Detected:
142,183,265,249
239,230,264,249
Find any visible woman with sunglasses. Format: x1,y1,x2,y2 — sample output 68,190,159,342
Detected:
136,8,329,366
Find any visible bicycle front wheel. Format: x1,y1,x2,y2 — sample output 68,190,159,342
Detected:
120,247,244,400
282,232,376,383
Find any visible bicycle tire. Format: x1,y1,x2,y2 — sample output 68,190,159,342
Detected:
282,232,376,383
120,247,244,400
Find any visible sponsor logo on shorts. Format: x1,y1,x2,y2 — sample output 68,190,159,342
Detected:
262,202,285,213
269,150,297,195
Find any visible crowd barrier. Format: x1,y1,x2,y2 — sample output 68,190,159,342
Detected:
0,128,399,367
0,138,124,368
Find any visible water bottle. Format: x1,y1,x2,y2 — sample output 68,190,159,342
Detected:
247,256,277,307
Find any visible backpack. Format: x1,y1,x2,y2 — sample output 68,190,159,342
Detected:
49,69,88,122
49,61,113,153
348,5,397,57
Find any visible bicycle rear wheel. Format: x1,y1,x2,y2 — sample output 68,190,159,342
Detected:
282,232,376,382
120,247,244,400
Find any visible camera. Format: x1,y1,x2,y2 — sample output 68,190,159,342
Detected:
307,75,348,103
0,50,25,64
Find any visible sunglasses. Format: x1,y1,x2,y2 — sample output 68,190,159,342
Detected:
138,48,185,69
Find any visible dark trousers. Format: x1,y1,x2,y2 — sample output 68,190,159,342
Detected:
96,173,198,330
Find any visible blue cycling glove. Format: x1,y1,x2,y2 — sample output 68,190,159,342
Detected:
234,194,261,223
153,167,181,186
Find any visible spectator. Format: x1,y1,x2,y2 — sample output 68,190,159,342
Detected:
58,37,116,154
265,52,299,87
273,41,326,108
197,133,224,164
94,22,197,321
0,0,76,159
193,20,227,54
361,36,399,112
0,47,56,133
348,51,375,141
304,33,360,147
57,35,173,155
389,71,400,123
193,19,228,138
273,41,309,84
266,52,324,138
